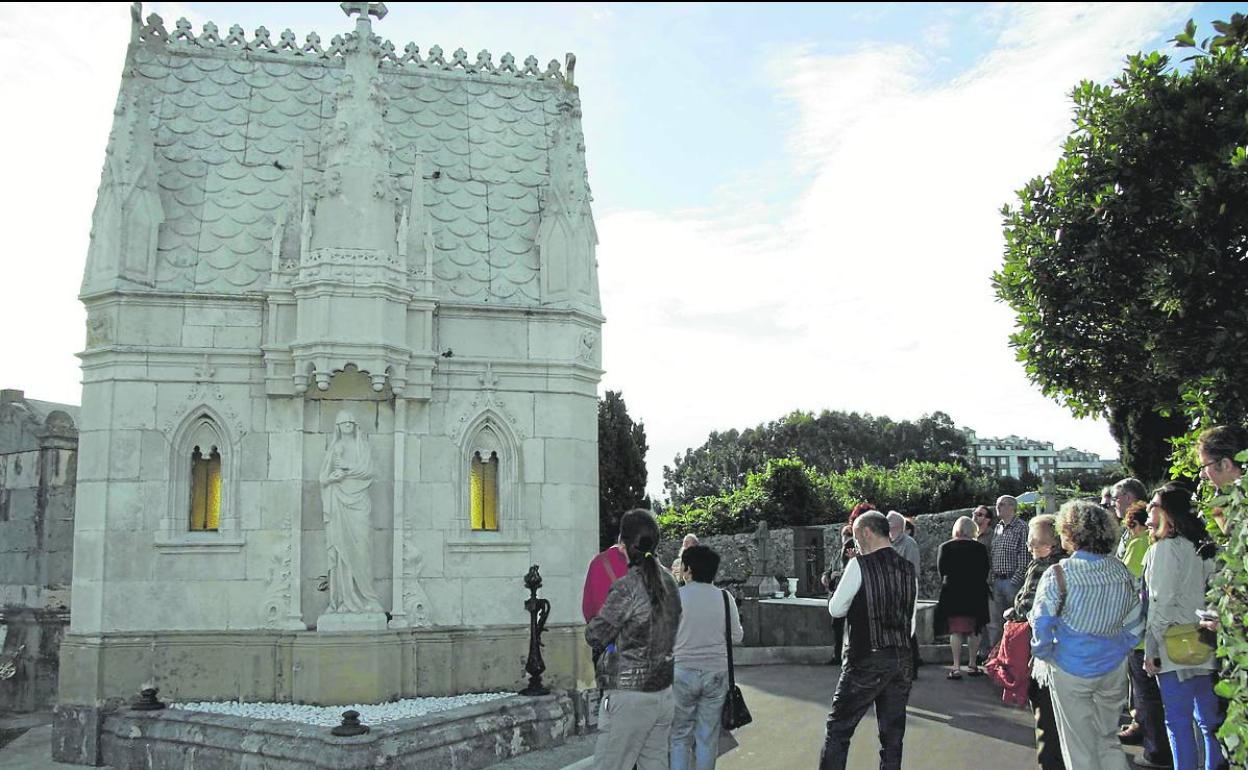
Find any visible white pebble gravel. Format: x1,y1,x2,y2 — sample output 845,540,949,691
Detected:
170,692,513,727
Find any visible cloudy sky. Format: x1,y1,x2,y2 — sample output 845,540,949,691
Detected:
0,2,1234,498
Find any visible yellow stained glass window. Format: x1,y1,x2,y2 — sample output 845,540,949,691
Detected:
470,451,499,531
189,446,221,531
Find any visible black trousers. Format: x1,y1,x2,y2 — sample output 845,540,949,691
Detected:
1127,648,1172,762
1029,677,1065,770
819,647,912,770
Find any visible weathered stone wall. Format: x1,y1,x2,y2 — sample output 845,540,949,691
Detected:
0,607,69,713
657,508,978,600
909,509,976,600
657,527,806,584
0,389,78,610
0,389,78,713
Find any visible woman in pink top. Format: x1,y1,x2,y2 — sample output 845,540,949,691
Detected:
583,536,630,622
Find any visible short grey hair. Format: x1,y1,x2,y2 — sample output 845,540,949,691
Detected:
1028,514,1059,546
1113,478,1147,503
886,511,906,530
996,495,1017,510
952,516,977,539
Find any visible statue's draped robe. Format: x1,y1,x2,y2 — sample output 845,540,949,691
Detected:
319,432,383,613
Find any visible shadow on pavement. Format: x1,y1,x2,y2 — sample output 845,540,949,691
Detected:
736,663,1038,750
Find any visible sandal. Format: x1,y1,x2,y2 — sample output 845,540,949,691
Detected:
946,668,962,680
966,666,984,677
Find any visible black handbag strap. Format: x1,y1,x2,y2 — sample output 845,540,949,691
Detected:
722,590,736,688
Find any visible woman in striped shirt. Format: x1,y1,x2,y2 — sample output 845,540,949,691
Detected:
1028,500,1144,770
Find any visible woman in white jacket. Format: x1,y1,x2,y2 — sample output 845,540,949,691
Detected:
1142,483,1223,770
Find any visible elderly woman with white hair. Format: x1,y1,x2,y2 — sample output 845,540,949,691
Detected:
934,515,990,679
1003,515,1067,770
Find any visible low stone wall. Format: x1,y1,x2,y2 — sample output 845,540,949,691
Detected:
56,692,585,769
657,508,977,601
738,598,939,647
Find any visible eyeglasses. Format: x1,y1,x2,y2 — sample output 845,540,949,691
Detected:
1200,459,1222,471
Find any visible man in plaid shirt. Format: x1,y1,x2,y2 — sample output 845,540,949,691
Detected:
987,495,1029,652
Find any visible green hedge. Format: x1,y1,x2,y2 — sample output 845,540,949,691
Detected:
1205,466,1248,765
657,457,1045,538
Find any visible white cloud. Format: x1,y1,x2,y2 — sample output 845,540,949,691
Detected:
0,3,1194,503
599,3,1194,497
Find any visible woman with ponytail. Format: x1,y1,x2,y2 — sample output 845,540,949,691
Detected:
586,509,682,770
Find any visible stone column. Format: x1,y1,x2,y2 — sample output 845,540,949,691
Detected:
389,398,407,625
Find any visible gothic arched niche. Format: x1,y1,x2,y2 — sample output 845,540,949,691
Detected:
458,412,521,538
157,407,244,550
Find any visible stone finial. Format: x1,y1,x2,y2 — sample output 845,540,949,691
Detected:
341,2,387,21
331,710,370,736
130,2,142,43
131,687,166,711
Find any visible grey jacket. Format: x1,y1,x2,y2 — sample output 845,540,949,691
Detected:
585,565,681,692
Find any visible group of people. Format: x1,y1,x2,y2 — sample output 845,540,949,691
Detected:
578,425,1243,770
581,510,742,770
927,425,1243,770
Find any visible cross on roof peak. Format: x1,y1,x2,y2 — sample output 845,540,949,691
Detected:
340,2,387,21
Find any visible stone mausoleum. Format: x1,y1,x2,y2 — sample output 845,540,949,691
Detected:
56,0,602,748
0,389,78,713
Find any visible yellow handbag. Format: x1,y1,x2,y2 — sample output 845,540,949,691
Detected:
1163,623,1214,666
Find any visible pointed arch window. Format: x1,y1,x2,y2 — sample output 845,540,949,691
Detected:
157,408,244,551
470,449,499,531
189,445,222,531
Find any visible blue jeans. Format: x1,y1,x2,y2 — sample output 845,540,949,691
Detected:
989,578,1020,651
1156,671,1223,770
670,665,728,770
819,647,913,770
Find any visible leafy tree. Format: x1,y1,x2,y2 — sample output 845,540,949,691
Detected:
994,16,1248,481
663,409,969,505
598,390,650,549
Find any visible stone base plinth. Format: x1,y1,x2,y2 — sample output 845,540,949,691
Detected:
56,624,594,705
315,611,388,632
55,691,590,769
54,625,595,765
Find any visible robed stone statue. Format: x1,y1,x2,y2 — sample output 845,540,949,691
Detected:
318,410,385,628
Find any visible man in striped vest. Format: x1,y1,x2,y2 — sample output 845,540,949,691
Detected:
819,511,918,770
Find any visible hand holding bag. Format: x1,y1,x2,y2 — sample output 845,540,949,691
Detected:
721,590,753,730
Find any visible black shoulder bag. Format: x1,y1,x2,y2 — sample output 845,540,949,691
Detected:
721,590,753,730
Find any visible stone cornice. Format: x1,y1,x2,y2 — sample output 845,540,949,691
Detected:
131,4,577,89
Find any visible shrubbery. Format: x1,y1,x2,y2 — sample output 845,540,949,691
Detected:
656,457,1048,538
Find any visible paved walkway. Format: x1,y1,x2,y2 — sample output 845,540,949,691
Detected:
721,663,1040,769
0,665,1163,769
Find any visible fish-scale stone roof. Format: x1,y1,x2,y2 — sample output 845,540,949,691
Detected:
120,10,584,304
